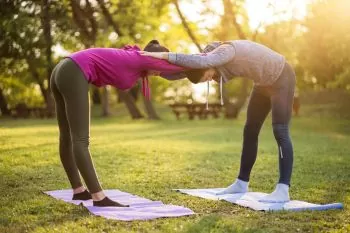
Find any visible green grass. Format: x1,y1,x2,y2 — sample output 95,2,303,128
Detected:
1,107,350,233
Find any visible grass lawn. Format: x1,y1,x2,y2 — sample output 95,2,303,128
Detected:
1,107,349,233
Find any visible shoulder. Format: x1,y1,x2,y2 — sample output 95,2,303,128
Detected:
209,43,235,55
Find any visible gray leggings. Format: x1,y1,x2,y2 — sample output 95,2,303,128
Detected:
238,62,296,185
50,58,102,193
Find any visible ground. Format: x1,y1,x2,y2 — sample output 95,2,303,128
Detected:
0,107,349,233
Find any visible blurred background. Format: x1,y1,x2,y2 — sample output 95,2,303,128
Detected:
1,0,350,121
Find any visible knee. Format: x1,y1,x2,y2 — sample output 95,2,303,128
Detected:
273,124,290,142
71,135,90,147
243,124,261,140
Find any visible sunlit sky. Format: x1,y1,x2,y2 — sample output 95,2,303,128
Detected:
176,0,308,102
177,0,308,30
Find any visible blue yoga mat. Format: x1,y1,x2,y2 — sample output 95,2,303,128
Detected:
175,188,343,212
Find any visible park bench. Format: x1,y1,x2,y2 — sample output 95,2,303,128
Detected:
169,103,223,120
11,103,49,118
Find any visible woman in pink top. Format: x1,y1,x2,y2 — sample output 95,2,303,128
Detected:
50,40,186,207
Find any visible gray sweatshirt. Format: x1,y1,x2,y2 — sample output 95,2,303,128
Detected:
168,40,286,86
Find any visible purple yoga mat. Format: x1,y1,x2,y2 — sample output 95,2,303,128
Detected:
44,189,195,221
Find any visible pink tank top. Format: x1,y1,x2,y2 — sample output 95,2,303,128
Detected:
69,45,185,98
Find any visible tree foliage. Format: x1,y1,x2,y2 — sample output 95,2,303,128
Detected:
1,0,350,117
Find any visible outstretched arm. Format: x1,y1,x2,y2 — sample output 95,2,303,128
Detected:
140,44,235,69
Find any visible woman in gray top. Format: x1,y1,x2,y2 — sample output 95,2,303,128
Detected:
141,40,296,202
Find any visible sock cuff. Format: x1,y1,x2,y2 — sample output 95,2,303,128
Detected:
237,178,249,185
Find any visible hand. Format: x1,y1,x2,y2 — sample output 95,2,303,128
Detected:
139,51,169,60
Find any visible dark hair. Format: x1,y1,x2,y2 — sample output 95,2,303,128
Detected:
143,40,216,84
185,69,207,84
143,40,169,52
185,69,220,84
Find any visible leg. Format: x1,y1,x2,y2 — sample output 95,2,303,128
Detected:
54,60,102,194
55,59,127,207
216,86,271,195
260,63,296,203
50,65,83,190
271,65,296,186
238,88,271,182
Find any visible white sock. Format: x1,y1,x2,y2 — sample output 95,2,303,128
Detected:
216,179,249,195
259,183,290,203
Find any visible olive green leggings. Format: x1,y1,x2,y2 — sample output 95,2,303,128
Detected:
50,58,102,193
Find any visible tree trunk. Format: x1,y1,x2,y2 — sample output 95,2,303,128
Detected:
173,0,249,119
223,79,249,119
143,99,160,120
97,0,144,119
142,96,160,120
222,86,238,119
129,85,139,101
137,80,160,120
222,0,247,40
117,89,143,119
41,0,55,117
221,0,250,119
236,79,249,110
91,87,101,105
100,86,110,117
96,0,123,36
70,0,98,44
0,87,11,116
26,58,48,104
173,0,202,51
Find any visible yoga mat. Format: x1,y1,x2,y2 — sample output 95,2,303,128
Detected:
175,188,343,212
44,189,195,221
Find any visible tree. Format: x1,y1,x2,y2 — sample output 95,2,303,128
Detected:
173,0,203,51
206,0,299,118
173,0,251,118
299,0,350,91
0,0,82,116
69,0,112,117
95,0,144,119
0,1,55,115
96,0,171,119
41,0,55,117
0,86,11,116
